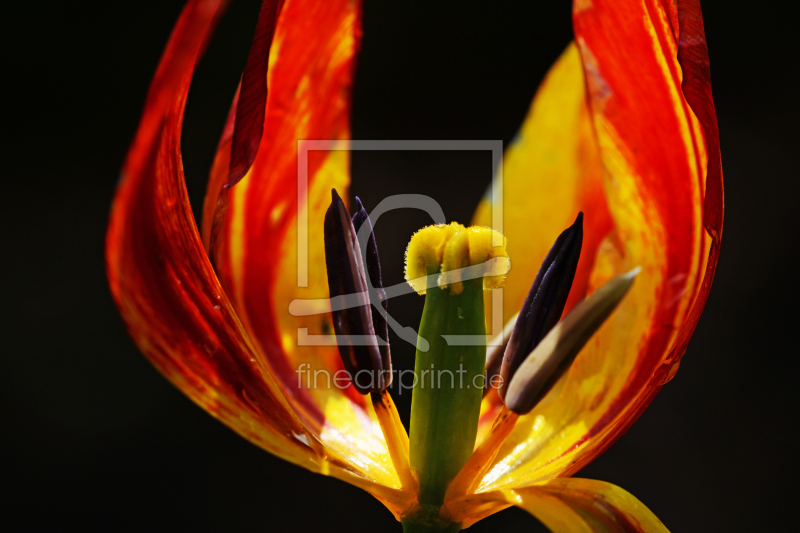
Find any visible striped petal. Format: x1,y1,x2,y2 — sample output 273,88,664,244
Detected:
472,0,722,490
472,44,611,345
448,478,668,532
197,0,410,494
106,0,412,514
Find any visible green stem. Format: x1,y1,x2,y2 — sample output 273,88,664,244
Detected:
408,278,486,510
401,515,462,533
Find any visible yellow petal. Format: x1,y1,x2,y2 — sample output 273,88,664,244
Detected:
447,478,668,532
472,43,610,340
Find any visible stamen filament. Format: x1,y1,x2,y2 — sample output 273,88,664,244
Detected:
444,405,518,501
372,390,416,491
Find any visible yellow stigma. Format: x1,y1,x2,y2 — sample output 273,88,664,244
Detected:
404,222,509,295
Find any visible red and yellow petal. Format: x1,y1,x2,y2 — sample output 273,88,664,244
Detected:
472,0,722,490
106,0,411,513
200,0,407,491
107,0,313,468
448,478,668,532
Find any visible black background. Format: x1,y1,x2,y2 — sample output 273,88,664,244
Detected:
3,0,798,531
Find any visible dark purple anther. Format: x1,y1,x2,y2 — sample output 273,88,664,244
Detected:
498,212,583,401
352,197,392,385
323,189,389,394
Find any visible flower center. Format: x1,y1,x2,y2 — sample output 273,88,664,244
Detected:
322,193,636,532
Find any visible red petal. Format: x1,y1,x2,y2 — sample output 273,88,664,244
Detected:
564,0,724,473
208,0,367,426
228,0,284,187
107,3,413,506
106,0,315,463
669,0,724,365
201,0,286,252
197,0,411,493
473,0,723,488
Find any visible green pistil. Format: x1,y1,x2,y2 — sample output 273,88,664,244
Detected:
402,223,506,532
408,277,486,512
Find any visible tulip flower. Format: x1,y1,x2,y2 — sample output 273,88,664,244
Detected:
106,0,723,531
